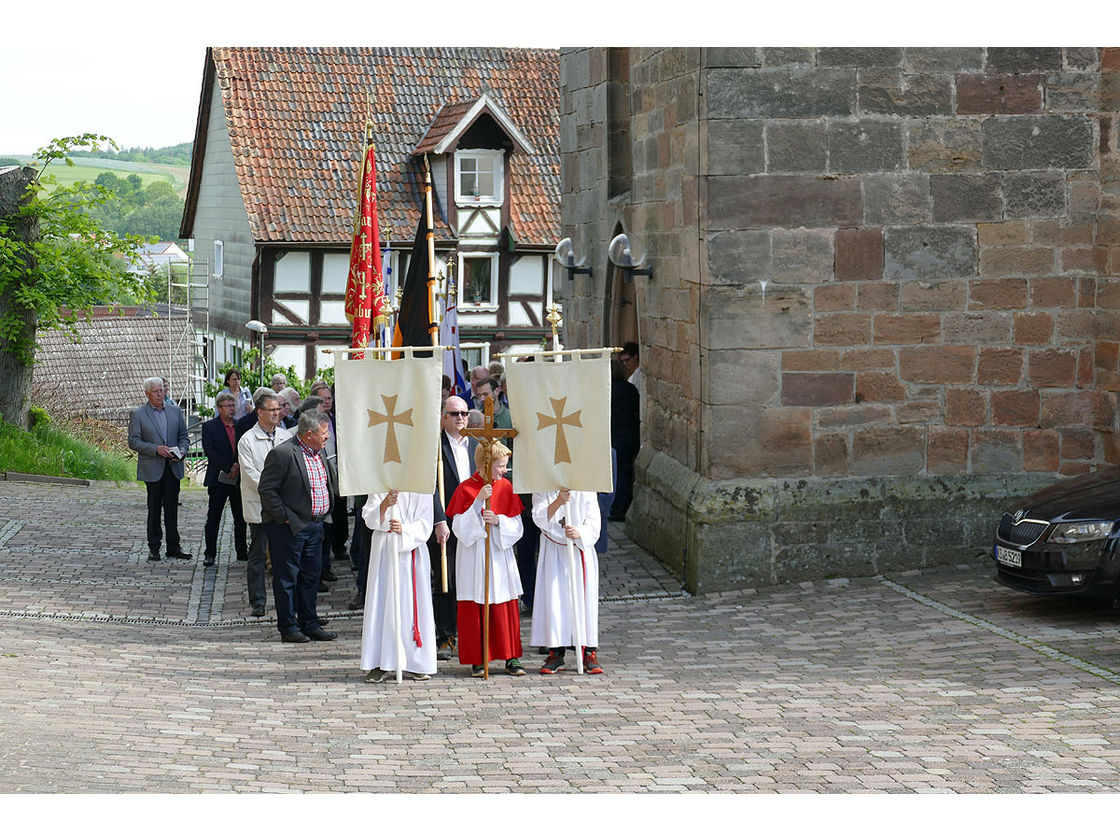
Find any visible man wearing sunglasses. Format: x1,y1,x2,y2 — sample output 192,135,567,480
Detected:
430,395,478,661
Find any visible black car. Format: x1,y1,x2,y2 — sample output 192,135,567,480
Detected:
994,467,1120,605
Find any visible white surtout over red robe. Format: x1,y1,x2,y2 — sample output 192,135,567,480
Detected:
359,492,436,676
529,490,601,649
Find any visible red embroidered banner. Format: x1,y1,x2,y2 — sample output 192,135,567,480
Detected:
345,142,387,355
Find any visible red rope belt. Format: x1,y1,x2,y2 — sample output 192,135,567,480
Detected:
410,549,422,647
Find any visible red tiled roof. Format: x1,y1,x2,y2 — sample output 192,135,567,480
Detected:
413,100,475,156
201,47,560,247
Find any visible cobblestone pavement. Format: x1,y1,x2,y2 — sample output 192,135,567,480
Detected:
3,480,1120,793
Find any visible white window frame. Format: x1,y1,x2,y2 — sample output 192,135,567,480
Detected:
454,150,504,206
457,251,499,311
213,239,224,279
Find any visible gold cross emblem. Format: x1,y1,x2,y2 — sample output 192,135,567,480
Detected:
537,396,582,464
367,394,413,463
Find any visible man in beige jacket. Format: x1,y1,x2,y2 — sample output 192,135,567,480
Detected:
237,392,293,617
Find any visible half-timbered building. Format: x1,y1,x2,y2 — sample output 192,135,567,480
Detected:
181,47,560,381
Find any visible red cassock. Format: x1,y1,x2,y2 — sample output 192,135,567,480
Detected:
446,474,525,664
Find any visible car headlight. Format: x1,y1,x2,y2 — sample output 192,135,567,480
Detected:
1049,521,1115,543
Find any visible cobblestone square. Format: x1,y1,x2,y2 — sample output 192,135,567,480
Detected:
2,480,1120,793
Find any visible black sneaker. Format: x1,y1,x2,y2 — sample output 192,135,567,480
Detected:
470,665,485,678
505,658,526,677
437,637,456,661
540,649,565,675
365,668,389,683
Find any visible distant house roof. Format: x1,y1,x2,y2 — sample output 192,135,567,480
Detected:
182,46,560,247
127,241,190,276
33,307,195,424
137,242,189,261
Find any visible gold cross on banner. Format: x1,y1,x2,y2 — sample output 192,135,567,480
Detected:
367,394,413,463
537,396,582,464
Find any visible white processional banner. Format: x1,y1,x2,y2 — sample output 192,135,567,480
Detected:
334,352,442,496
505,354,612,493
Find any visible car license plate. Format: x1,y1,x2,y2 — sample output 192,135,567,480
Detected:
997,546,1022,568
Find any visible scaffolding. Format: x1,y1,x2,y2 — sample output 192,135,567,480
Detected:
167,254,212,454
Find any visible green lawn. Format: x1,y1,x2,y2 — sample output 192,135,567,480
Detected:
0,420,138,482
8,156,189,197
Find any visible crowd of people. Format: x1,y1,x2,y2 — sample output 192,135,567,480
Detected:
127,349,644,682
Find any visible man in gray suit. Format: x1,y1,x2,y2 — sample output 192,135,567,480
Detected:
128,376,192,562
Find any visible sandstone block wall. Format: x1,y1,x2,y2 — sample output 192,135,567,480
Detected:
560,47,1120,592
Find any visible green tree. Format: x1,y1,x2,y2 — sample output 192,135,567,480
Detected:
0,134,159,428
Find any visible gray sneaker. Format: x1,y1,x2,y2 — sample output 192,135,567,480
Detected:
407,672,432,681
365,668,389,683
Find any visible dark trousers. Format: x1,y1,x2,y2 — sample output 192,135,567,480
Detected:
320,495,349,578
145,461,182,553
349,498,367,573
515,493,539,611
204,483,248,560
246,522,268,610
610,442,639,520
430,536,457,643
354,516,373,597
265,521,324,636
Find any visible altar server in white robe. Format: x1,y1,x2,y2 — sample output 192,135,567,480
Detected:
530,488,604,675
360,490,437,682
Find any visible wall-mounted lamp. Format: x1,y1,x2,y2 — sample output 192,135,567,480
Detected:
608,233,652,283
554,237,593,293
245,319,268,388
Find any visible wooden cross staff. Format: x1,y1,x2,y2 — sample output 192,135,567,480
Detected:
461,395,517,680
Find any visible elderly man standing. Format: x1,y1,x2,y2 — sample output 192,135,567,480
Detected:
258,409,338,643
277,387,301,429
201,393,249,567
128,377,191,563
430,395,476,659
238,392,293,617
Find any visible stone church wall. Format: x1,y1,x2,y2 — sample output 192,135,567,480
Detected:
560,47,1120,593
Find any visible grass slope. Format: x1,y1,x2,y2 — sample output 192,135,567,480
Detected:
0,420,137,482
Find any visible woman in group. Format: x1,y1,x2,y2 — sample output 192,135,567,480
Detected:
360,490,437,683
215,368,254,420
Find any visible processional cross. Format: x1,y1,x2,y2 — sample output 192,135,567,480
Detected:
461,394,518,679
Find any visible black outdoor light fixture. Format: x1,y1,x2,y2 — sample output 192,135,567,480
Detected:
608,233,652,283
554,236,593,290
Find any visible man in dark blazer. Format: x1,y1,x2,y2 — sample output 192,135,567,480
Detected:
128,376,191,562
258,409,338,643
429,395,478,659
201,393,248,566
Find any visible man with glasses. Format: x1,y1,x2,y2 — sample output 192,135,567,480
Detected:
278,387,301,429
202,393,249,566
618,341,643,403
238,393,293,617
430,395,477,660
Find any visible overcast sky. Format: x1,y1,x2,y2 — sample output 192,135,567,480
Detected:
0,1,1091,156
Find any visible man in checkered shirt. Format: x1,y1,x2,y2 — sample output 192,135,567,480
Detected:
258,409,339,644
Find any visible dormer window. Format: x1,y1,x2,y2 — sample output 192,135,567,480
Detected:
455,150,503,206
